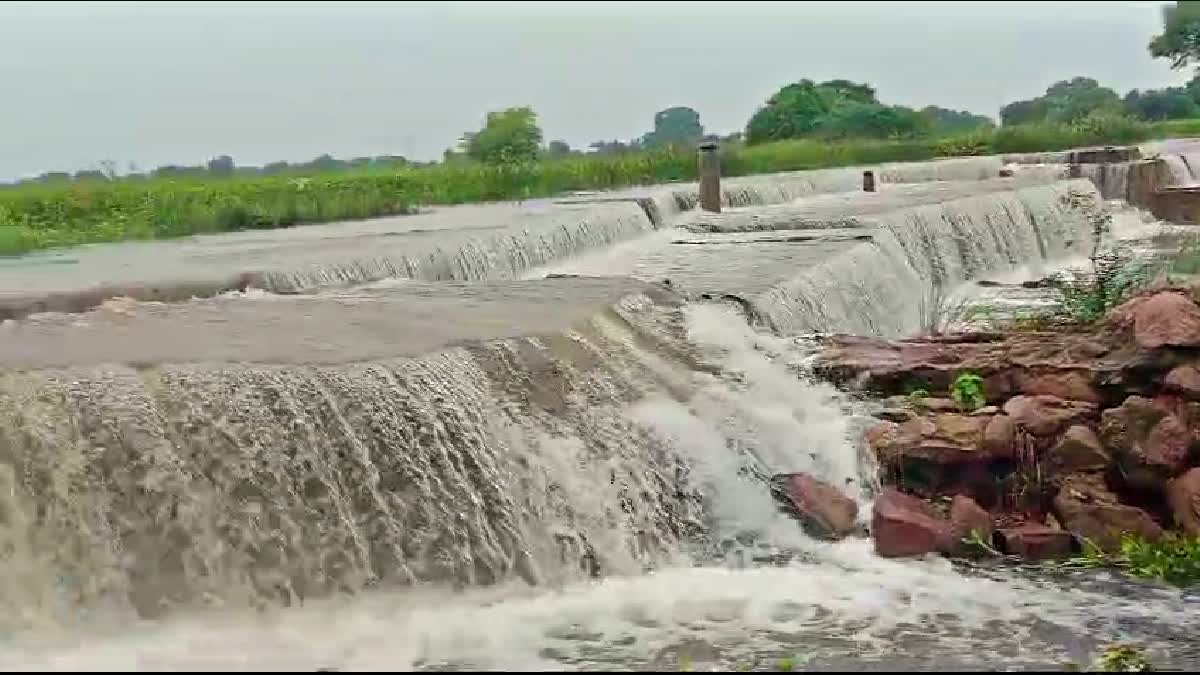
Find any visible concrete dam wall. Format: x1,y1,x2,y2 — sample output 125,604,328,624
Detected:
0,156,1105,637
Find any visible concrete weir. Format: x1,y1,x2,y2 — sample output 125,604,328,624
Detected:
0,155,1126,640
0,157,1004,321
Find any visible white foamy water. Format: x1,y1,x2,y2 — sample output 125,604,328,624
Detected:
4,303,1199,672
7,543,1196,672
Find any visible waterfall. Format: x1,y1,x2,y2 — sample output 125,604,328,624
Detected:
1163,155,1194,186
1076,163,1130,200
667,179,1095,337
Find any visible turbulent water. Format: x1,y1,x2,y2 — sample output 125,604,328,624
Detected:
2,162,1200,670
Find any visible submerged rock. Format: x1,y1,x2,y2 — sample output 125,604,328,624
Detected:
772,472,859,541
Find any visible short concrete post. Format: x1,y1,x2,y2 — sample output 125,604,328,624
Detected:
862,170,876,192
698,141,721,213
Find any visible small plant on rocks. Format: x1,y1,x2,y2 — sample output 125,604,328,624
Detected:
1093,644,1153,672
950,372,986,411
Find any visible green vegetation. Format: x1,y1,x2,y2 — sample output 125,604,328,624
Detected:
3,115,1199,256
1149,1,1200,70
641,107,705,149
950,372,986,412
1078,533,1200,587
907,388,931,408
1049,189,1157,325
459,106,544,165
1093,644,1154,672
745,79,984,145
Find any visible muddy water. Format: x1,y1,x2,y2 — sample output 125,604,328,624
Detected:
2,172,1199,671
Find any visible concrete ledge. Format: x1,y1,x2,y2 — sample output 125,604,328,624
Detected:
0,277,673,368
1066,146,1142,164
1152,186,1200,224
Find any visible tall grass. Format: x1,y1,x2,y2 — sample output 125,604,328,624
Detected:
3,117,1199,255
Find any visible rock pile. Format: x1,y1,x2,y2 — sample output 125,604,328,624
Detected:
802,289,1200,560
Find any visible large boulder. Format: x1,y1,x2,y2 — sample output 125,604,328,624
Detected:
1167,468,1200,536
866,414,995,465
772,472,860,540
996,525,1073,560
1044,425,1110,478
950,495,993,545
871,489,956,558
981,415,1018,460
1052,475,1163,552
1164,365,1200,399
1003,395,1097,438
1100,396,1190,491
1120,291,1200,349
1011,369,1102,404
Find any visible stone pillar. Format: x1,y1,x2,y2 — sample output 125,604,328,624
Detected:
1068,164,1083,179
698,141,721,213
862,170,876,192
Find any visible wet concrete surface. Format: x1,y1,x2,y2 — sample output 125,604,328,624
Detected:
0,277,664,368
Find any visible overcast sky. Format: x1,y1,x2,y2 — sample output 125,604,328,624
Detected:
0,1,1188,179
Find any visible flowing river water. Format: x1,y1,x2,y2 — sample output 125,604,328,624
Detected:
1,156,1199,671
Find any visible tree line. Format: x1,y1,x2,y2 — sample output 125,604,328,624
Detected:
15,1,1200,184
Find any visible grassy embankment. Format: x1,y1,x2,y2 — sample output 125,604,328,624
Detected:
3,118,1199,255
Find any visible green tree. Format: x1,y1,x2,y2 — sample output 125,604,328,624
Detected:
546,140,572,156
1043,77,1123,123
464,106,543,164
816,79,877,104
746,80,837,143
641,106,704,148
1000,98,1046,126
817,102,930,139
1150,1,1200,69
999,78,1122,126
1124,87,1200,120
918,106,995,134
206,155,235,176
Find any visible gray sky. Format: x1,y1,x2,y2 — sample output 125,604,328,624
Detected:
0,1,1188,180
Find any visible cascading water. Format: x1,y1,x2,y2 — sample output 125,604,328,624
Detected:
3,165,1200,670
1163,154,1195,186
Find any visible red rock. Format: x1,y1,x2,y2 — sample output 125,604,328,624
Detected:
996,525,1073,560
1128,291,1200,349
871,489,955,558
1167,468,1200,536
773,472,860,540
1165,365,1200,399
1044,425,1109,477
1003,395,1097,437
1101,396,1190,490
1012,369,1101,404
867,414,993,466
981,415,1017,460
1052,475,1163,552
950,495,993,544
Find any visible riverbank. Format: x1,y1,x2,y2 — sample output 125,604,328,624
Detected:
803,223,1200,581
2,118,1198,255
